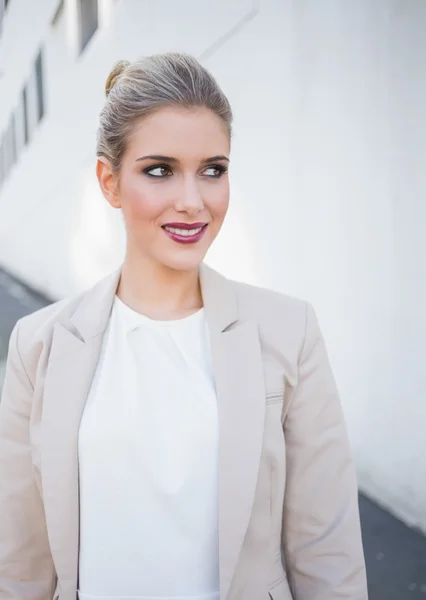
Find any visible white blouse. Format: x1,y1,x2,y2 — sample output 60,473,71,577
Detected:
77,296,220,600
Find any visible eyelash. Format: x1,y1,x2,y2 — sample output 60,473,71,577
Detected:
143,164,228,178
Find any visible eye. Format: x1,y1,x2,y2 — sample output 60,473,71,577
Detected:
202,164,228,178
144,165,173,178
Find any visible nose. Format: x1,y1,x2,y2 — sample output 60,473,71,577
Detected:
174,175,204,217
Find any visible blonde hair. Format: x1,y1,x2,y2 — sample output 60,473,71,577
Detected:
97,53,233,172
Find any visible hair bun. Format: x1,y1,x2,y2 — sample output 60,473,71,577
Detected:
105,60,130,97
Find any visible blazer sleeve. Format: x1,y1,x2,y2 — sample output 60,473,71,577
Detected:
0,321,56,600
282,303,368,599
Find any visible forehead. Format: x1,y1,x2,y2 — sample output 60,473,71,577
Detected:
125,106,230,160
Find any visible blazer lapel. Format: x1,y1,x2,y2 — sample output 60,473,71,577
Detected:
200,266,266,600
40,270,120,595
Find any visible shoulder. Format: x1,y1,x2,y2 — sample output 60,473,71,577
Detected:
0,291,84,392
231,281,313,343
231,279,308,321
15,291,85,349
7,291,86,380
15,268,120,345
10,270,118,376
229,278,318,356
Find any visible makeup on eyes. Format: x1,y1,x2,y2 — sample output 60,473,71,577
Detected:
142,163,228,178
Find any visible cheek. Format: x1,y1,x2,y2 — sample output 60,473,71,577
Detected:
122,178,165,225
207,185,230,221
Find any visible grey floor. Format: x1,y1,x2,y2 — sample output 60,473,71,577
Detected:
360,495,426,599
0,266,425,599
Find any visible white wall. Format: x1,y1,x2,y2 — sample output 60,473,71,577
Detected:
385,1,426,529
0,0,425,532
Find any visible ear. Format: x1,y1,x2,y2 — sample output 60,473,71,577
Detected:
96,157,121,208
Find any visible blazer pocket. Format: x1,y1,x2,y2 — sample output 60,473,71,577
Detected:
266,390,284,405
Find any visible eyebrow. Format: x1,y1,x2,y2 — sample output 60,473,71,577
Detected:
135,154,230,163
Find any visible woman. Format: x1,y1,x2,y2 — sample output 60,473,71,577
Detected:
0,53,367,600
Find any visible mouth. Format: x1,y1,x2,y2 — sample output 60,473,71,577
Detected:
162,222,208,245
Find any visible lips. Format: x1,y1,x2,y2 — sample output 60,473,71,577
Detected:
162,222,208,245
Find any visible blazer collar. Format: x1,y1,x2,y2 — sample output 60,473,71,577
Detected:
199,263,238,332
68,263,239,342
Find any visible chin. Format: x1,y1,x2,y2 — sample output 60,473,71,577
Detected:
159,251,207,273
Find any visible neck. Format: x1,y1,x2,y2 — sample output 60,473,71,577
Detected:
116,252,203,320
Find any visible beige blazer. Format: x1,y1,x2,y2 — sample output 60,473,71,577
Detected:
0,265,367,600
